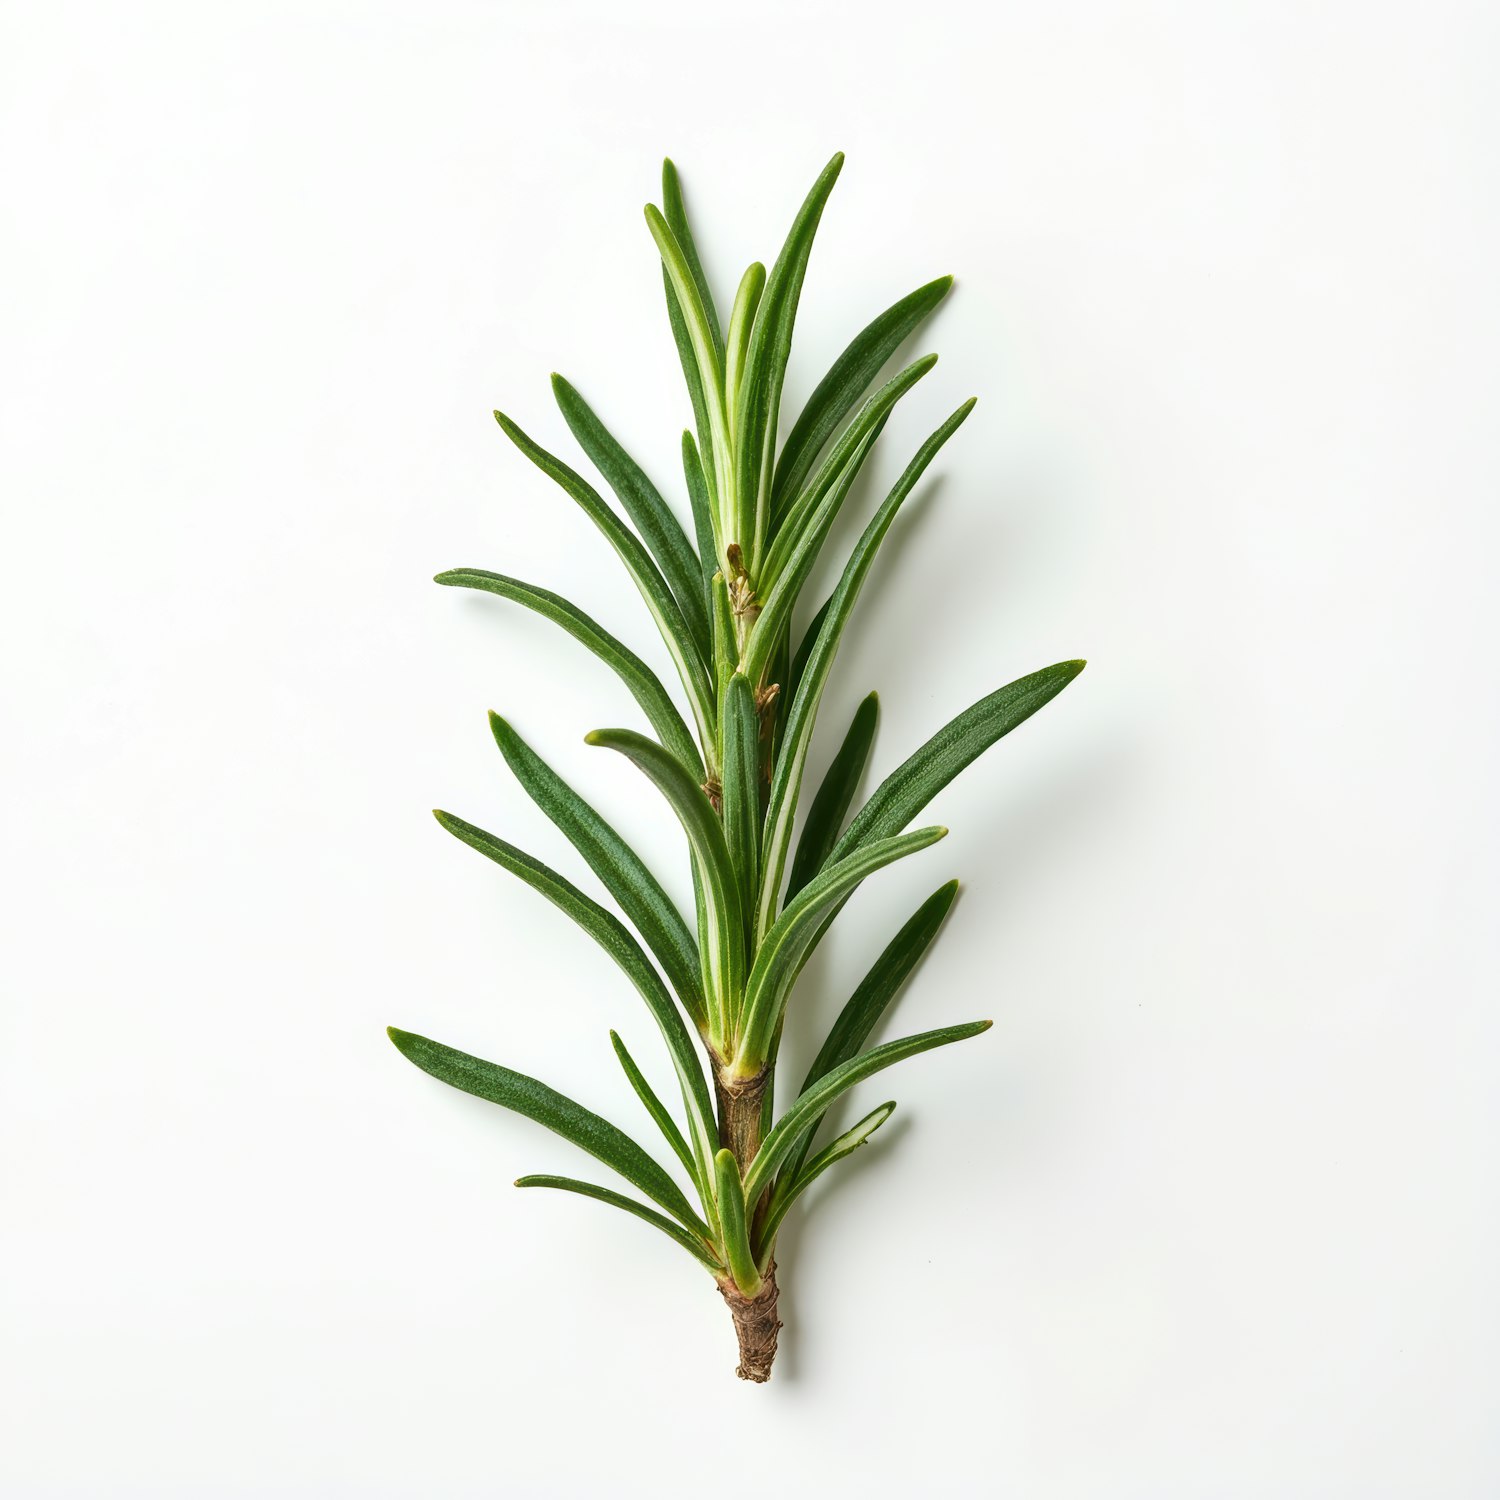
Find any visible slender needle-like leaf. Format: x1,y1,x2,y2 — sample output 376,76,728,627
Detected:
719,673,761,920
735,153,844,570
495,410,716,748
388,1026,708,1236
735,826,948,1072
743,1020,992,1202
584,728,745,1029
779,880,957,1182
714,1150,762,1295
552,374,711,658
755,1101,896,1259
515,1174,724,1272
756,399,976,942
434,569,701,775
610,1030,700,1188
430,811,718,1174
489,714,706,1029
834,660,1087,859
773,274,954,508
786,691,879,900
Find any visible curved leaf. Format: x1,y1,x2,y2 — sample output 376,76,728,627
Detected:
762,353,938,589
834,659,1087,860
430,811,717,1174
584,728,745,1027
609,1029,700,1187
661,159,723,356
755,1101,896,1259
724,262,766,432
388,1026,708,1235
434,569,701,775
780,880,957,1183
682,431,718,601
755,399,976,940
713,1150,762,1295
495,410,715,746
734,152,844,569
774,274,954,508
742,1020,992,1202
489,714,705,1028
514,1174,723,1272
786,691,878,900
719,672,761,918
734,825,947,1072
742,416,886,687
645,207,731,532
551,374,711,657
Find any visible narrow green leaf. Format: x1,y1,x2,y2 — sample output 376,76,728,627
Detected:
584,728,745,1026
661,159,723,356
755,1101,896,1259
834,659,1087,860
430,811,718,1176
763,353,937,582
434,569,701,776
495,410,716,749
682,431,718,604
719,673,761,918
515,1175,723,1273
755,399,977,941
644,208,731,530
743,1020,992,1202
786,691,878,900
774,275,954,508
734,152,845,570
667,292,717,526
710,570,737,702
488,714,705,1029
780,880,957,1183
724,262,767,432
609,1029,699,1186
551,374,711,658
388,1026,708,1235
742,417,885,687
735,826,948,1072
713,1149,762,1295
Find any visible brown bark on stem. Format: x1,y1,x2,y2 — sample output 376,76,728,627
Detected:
718,1263,781,1382
713,1066,781,1379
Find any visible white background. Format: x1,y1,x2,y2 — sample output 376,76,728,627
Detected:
3,2,1497,1495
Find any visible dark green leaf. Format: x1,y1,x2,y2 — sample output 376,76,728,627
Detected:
774,274,954,509
388,1026,707,1235
713,1149,762,1295
434,569,701,775
735,826,948,1071
733,152,845,568
551,375,711,658
754,1101,896,1257
430,811,717,1172
762,354,936,583
495,410,715,743
719,673,761,919
584,728,744,1029
661,159,723,356
488,714,705,1029
515,1175,723,1272
610,1029,700,1186
786,691,878,900
743,1020,992,1202
835,659,1087,860
755,399,976,939
780,880,957,1182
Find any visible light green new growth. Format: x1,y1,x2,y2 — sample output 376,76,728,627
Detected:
389,153,1085,1382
